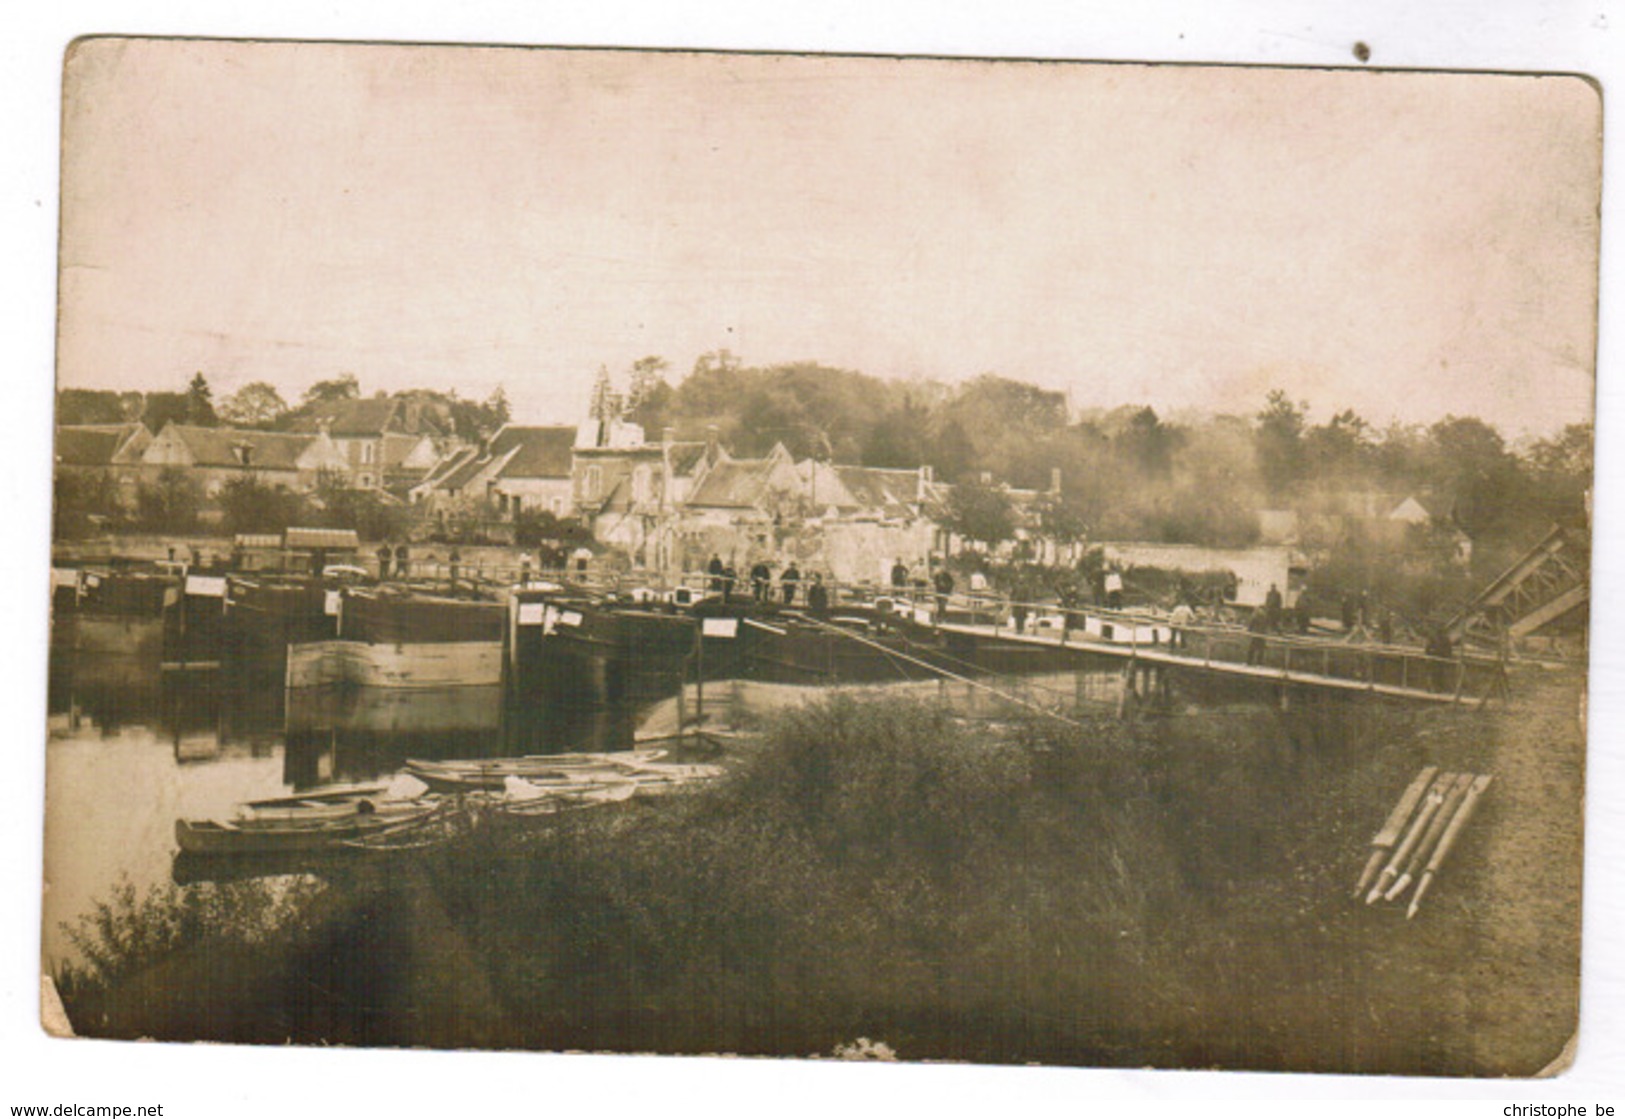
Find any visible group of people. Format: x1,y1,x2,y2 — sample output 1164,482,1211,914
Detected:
705,554,828,613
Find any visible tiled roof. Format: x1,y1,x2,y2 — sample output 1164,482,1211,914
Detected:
686,459,777,509
164,425,321,470
667,442,709,477
489,425,576,479
418,447,497,493
832,465,920,512
288,397,401,437
56,426,129,467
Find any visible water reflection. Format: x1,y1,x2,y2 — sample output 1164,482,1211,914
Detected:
43,638,654,963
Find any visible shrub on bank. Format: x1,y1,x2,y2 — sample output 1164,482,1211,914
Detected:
52,693,1454,1068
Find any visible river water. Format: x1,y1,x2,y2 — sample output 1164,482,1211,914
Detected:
41,620,1132,968
41,639,642,965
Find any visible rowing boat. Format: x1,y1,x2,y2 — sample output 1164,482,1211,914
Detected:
174,805,440,855
405,750,666,791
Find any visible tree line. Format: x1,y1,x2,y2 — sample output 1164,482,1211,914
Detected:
57,358,1592,566
58,372,513,443
621,352,1591,555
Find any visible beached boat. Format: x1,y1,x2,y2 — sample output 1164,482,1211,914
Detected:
405,749,666,791
406,752,723,797
174,805,442,855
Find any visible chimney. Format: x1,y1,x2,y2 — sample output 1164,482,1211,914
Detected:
705,424,719,461
1050,466,1062,495
917,464,933,501
662,426,676,449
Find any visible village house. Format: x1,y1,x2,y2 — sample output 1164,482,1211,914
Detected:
286,396,443,492
665,443,805,572
139,422,349,495
54,422,153,510
410,424,578,534
793,460,946,584
572,422,719,571
1386,492,1472,565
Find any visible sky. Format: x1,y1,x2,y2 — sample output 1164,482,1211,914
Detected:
56,39,1601,437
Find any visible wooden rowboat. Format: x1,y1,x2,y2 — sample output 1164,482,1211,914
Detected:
405,750,665,791
175,803,440,855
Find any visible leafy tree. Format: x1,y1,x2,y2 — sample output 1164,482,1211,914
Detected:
141,392,191,433
927,417,979,483
513,508,592,561
1032,487,1091,551
444,391,511,442
1254,390,1307,499
302,374,361,406
1114,407,1177,477
53,471,120,538
941,480,1017,551
217,382,290,429
1426,415,1524,540
691,349,742,378
1527,422,1594,481
627,356,669,408
626,379,675,435
311,472,411,541
944,375,1068,433
863,397,931,470
1303,408,1373,484
185,373,218,426
217,476,306,536
1524,422,1593,523
624,357,673,434
57,389,137,426
135,468,202,533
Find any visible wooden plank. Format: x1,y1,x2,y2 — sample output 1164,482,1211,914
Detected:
1370,766,1441,848
1355,765,1438,897
1386,772,1475,900
1409,774,1495,919
1367,772,1457,904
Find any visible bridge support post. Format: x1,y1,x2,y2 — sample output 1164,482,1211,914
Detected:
1116,659,1138,719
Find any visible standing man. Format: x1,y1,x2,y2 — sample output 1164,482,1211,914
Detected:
890,557,908,594
1246,609,1270,666
932,564,955,623
377,544,392,580
1264,583,1283,632
780,561,802,605
750,558,772,602
1170,599,1195,650
707,553,724,595
807,572,830,617
1104,567,1124,610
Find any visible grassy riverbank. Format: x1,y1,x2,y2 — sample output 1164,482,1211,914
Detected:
53,675,1583,1073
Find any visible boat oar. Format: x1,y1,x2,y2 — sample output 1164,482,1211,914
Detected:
1385,772,1474,901
1356,766,1439,898
1367,772,1455,905
1408,774,1493,919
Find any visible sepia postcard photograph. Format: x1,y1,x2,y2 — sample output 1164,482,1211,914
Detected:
29,25,1614,1096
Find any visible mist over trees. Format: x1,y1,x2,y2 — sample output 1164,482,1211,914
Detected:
56,358,1593,561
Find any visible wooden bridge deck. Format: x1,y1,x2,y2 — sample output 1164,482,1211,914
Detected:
929,615,1497,706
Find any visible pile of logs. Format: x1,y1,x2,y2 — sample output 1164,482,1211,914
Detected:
1355,765,1493,918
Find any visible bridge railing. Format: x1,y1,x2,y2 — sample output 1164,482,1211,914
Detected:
634,573,1505,701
